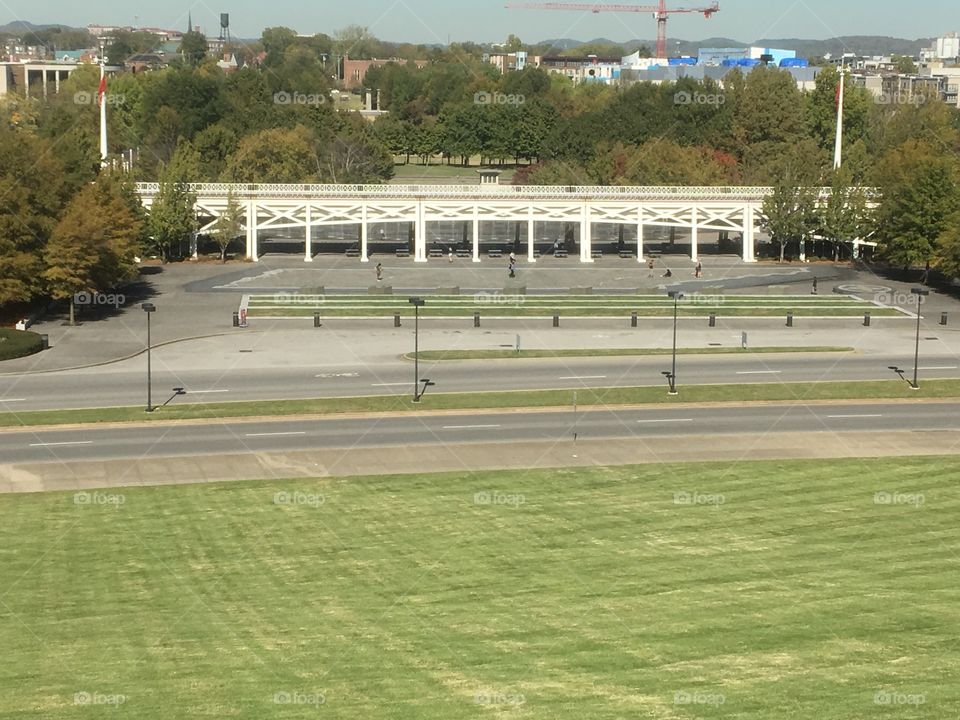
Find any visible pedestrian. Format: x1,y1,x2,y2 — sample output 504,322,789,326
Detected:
552,239,560,256
379,228,385,241
812,277,818,295
448,247,454,263
376,262,383,282
695,260,702,279
662,268,672,278
508,259,516,278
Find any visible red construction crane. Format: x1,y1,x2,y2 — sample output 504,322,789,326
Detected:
506,1,720,59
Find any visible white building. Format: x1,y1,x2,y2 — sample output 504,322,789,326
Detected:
920,33,959,63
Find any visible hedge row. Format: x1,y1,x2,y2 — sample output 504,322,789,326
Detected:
0,329,43,361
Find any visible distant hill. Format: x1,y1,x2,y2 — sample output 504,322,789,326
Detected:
0,21,85,34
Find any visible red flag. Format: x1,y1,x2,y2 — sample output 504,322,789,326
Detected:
97,75,106,106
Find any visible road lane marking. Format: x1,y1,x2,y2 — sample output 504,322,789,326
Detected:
189,389,230,394
636,419,694,424
826,414,883,419
919,366,958,371
559,375,607,380
245,431,307,437
0,398,26,402
735,371,782,375
442,424,501,430
371,383,409,387
315,372,360,378
29,441,93,447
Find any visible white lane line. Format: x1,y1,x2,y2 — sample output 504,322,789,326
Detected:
189,389,230,394
442,424,501,430
637,419,694,424
29,441,93,447
559,375,607,380
736,370,782,375
371,382,409,387
826,414,883,419
1,398,26,402
315,372,360,378
919,366,958,371
245,431,307,438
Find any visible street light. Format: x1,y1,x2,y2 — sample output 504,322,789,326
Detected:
409,297,425,402
665,290,684,395
142,302,156,411
910,287,929,390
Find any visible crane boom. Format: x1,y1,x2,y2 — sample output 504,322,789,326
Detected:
506,1,719,59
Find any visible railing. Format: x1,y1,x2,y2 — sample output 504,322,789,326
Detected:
135,182,778,201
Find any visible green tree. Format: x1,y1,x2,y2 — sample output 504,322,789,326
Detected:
759,170,819,262
146,173,198,262
221,125,317,183
211,190,244,262
43,178,144,324
179,31,209,66
817,168,872,261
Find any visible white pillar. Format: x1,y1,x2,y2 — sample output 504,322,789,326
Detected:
472,207,480,262
691,205,699,262
304,205,313,262
743,204,756,263
527,208,535,262
581,203,593,263
637,205,645,262
360,205,369,262
246,201,258,262
41,68,47,98
414,202,427,262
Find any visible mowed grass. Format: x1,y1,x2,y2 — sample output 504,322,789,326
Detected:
1,458,958,718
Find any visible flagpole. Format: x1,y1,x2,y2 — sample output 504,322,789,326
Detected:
99,43,108,165
833,64,845,170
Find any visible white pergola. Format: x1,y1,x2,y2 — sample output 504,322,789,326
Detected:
135,183,786,263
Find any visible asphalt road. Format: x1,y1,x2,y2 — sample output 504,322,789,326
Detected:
1,353,959,411
3,401,958,464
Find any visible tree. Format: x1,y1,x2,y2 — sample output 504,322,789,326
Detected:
179,31,209,66
875,141,960,271
211,190,244,262
221,126,317,183
817,168,872,261
759,170,819,262
146,173,198,262
43,178,144,324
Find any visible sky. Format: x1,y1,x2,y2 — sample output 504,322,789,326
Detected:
5,0,957,45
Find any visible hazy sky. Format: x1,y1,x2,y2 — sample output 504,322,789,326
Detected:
5,0,957,44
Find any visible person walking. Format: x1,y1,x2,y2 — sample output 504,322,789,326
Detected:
376,263,383,282
448,247,454,263
508,258,516,278
695,260,702,279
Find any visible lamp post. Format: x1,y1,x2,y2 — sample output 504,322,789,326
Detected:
142,302,156,411
409,297,425,402
665,290,684,395
911,287,929,390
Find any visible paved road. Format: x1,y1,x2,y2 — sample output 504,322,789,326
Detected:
1,352,958,411
3,401,958,464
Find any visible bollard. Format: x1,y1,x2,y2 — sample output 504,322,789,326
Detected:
40,333,49,349
314,312,322,328
474,312,480,328
786,312,793,327
631,311,638,328
708,313,716,327
394,312,401,328
942,312,948,326
232,311,240,327
553,314,559,328
863,311,871,327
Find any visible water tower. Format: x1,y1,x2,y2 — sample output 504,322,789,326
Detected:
219,13,231,43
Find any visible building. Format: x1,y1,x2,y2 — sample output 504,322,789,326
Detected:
341,55,429,89
485,51,542,74
540,55,621,84
620,63,820,92
0,59,83,98
920,33,960,63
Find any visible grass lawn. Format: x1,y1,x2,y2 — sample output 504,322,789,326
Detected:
3,379,960,428
0,458,957,718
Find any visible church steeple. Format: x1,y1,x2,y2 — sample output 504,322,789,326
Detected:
187,11,192,33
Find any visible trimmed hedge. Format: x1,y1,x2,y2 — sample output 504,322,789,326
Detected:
0,328,44,361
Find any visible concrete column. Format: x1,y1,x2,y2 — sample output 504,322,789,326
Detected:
246,201,259,261
527,208,535,262
360,205,369,262
691,205,699,262
637,205,644,262
54,70,61,95
743,204,756,263
581,203,593,263
472,207,480,262
41,68,47,98
414,201,427,262
304,205,313,262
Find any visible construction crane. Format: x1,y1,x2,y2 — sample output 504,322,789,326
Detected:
506,1,720,59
